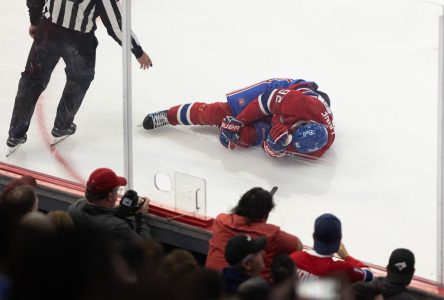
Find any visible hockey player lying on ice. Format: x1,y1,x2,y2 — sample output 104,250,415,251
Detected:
143,78,335,159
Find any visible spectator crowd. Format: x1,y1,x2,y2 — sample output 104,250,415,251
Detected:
0,168,424,300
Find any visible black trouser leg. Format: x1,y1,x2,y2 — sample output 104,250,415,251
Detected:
8,29,60,139
53,35,96,130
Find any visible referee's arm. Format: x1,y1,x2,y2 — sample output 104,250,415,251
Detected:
96,0,144,58
26,0,45,25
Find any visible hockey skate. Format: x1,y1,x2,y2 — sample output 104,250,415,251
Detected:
6,134,27,157
142,110,169,130
50,123,76,146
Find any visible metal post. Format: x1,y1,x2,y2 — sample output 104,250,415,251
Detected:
121,0,133,189
438,13,444,285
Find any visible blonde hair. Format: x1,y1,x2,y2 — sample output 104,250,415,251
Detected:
47,210,74,232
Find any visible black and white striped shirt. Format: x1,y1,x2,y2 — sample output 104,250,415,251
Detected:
27,0,143,58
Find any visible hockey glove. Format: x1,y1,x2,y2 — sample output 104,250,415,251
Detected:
263,123,292,158
219,116,244,149
220,116,244,137
219,130,239,149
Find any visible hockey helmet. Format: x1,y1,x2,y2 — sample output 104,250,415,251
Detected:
292,122,328,153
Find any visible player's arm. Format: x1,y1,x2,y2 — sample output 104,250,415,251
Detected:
262,116,292,158
234,85,315,123
220,123,257,149
219,118,271,149
233,87,284,124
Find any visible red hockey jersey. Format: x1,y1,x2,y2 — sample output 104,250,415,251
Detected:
236,87,335,158
290,250,372,283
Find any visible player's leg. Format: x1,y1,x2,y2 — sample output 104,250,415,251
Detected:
168,102,231,125
143,102,232,130
53,33,97,139
7,21,61,148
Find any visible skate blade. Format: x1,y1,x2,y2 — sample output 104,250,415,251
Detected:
50,135,70,146
6,144,22,157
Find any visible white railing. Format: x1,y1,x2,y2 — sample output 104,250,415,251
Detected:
121,0,134,189
438,10,444,285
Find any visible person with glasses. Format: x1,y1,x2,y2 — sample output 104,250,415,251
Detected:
68,168,151,242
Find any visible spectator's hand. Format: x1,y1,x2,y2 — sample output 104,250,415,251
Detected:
29,25,39,39
137,196,150,213
137,52,153,70
337,242,350,259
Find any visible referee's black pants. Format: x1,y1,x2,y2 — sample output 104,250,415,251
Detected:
8,18,97,139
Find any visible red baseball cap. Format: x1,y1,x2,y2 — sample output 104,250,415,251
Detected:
86,168,127,194
1,175,37,201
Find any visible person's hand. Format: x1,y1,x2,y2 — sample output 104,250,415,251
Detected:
268,123,292,147
219,129,239,149
263,123,291,157
220,116,244,138
337,242,350,259
137,52,153,70
137,196,150,213
29,25,39,39
219,116,244,149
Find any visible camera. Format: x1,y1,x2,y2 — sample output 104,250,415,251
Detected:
118,189,146,216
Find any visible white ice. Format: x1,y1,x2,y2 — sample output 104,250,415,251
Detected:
0,0,442,280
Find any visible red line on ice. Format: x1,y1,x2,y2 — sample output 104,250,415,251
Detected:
36,96,85,184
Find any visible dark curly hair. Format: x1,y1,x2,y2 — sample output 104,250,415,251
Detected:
232,187,275,223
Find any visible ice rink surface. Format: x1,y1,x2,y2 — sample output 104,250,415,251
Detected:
0,0,442,279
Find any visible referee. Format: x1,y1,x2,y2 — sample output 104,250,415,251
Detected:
6,0,152,154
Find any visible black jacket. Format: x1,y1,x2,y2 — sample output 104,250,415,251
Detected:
68,198,151,242
377,278,418,300
222,266,252,293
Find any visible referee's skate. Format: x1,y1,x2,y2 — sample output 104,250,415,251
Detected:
50,123,77,146
5,135,27,157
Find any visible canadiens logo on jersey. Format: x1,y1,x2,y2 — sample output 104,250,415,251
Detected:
238,98,246,107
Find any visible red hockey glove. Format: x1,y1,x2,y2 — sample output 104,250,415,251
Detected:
263,123,292,158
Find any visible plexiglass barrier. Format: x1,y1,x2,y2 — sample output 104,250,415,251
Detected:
1,0,442,282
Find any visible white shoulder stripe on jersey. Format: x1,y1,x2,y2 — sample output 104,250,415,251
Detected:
267,89,277,113
258,94,268,115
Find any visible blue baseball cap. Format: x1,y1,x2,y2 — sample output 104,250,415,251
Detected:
313,214,342,255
